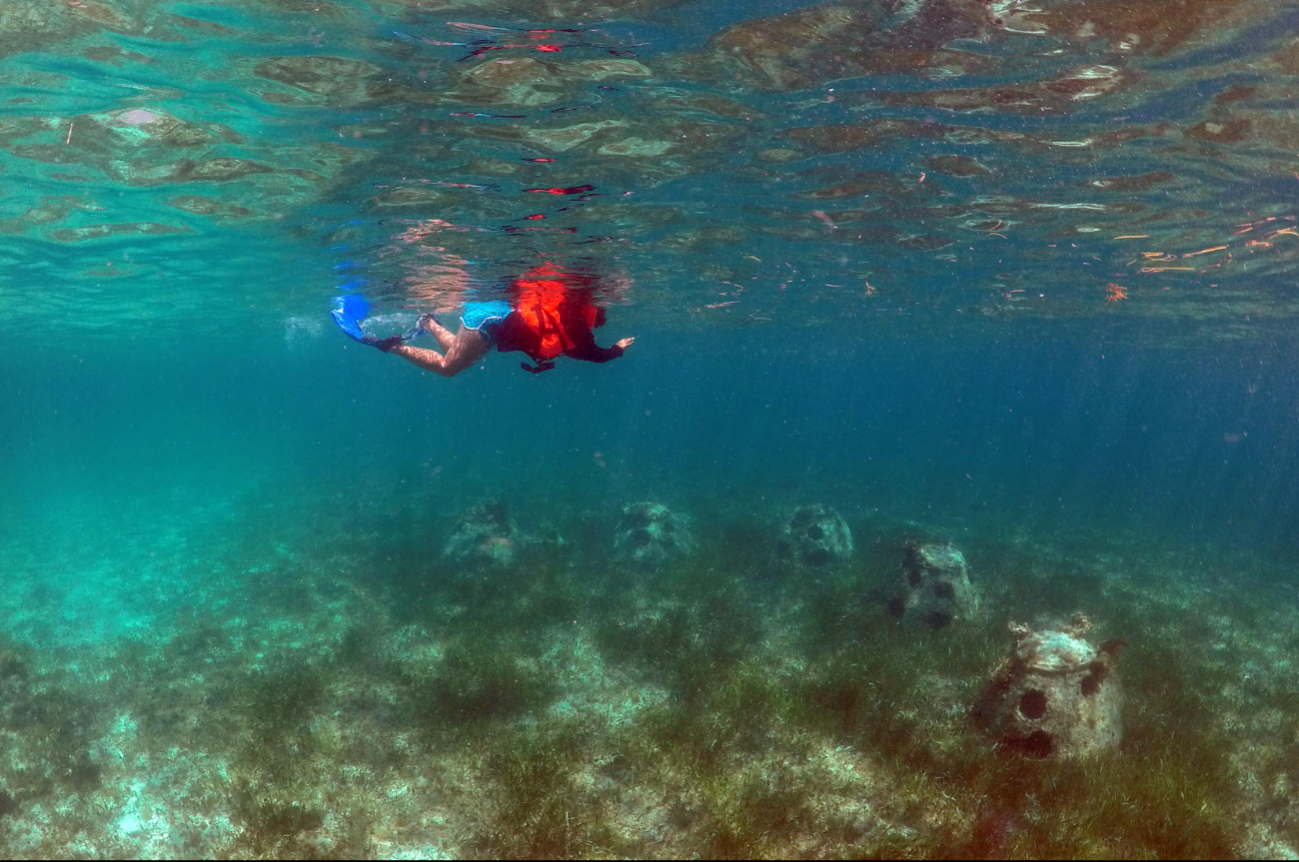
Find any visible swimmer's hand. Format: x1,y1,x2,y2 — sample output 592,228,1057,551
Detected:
615,337,635,351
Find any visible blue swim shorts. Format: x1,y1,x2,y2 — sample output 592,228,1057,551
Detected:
460,300,512,342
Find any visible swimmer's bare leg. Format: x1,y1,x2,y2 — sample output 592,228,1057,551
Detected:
391,326,491,378
418,313,456,351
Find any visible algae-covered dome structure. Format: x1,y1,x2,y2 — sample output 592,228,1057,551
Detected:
443,500,519,567
975,613,1124,759
887,540,980,628
613,501,693,568
774,504,853,569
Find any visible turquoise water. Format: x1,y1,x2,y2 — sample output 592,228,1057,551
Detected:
5,1,1299,857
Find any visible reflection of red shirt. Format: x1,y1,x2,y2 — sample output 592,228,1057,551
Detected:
495,263,624,368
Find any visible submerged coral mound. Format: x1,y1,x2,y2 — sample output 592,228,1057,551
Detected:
975,613,1124,758
613,502,693,568
888,540,980,628
443,499,519,566
774,504,853,569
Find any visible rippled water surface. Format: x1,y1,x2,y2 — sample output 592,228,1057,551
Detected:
5,2,1299,859
5,0,1299,337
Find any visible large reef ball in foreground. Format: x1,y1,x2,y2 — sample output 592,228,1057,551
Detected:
975,613,1124,759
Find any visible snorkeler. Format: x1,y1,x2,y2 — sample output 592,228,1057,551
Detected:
333,262,634,376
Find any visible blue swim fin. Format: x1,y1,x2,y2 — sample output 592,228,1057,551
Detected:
333,295,424,351
332,294,372,343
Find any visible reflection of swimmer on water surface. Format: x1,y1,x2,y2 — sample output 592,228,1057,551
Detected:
337,262,634,377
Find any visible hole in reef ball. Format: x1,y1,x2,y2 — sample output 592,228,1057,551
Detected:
1080,674,1101,697
932,581,955,600
775,541,791,559
804,548,832,567
1019,689,1048,720
631,529,651,547
806,524,825,540
907,568,922,588
886,597,906,618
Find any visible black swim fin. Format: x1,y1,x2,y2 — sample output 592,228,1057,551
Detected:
362,334,405,353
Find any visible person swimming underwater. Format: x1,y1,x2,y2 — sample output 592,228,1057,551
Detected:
345,262,634,377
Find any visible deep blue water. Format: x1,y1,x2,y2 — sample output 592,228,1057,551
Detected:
7,325,1298,558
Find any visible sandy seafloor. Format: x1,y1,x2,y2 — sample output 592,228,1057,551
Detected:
2,473,1299,859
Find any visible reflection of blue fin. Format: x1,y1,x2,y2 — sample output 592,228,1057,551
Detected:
331,294,370,342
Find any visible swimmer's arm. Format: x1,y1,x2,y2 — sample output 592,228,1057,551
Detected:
566,336,634,363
